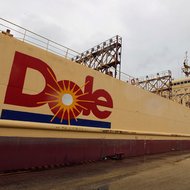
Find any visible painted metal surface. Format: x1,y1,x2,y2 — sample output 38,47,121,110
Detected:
0,33,190,135
1,32,190,171
1,33,190,134
1,136,190,172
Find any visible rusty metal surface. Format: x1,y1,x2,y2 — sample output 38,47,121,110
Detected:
2,136,190,172
1,151,190,190
73,35,122,78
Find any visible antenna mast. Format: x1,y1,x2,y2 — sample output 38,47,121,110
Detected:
182,51,190,77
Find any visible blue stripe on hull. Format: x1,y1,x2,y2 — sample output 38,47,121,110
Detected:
0,109,111,129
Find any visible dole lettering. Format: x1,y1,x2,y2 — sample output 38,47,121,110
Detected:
5,52,113,123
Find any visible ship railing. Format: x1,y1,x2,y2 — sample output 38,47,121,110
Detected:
0,18,136,83
127,70,172,85
136,70,172,82
0,18,80,59
116,70,135,83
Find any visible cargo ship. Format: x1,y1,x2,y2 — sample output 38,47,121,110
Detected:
1,18,190,172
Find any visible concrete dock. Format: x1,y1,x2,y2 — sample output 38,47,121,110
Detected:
1,151,190,190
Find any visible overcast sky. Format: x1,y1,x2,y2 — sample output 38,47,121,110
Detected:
1,0,190,79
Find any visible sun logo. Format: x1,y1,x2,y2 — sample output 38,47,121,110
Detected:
5,52,113,126
38,68,94,125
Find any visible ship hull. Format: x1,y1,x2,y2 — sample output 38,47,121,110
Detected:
1,25,190,172
1,136,190,172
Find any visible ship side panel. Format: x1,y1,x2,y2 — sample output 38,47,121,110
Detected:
1,136,190,172
2,33,190,172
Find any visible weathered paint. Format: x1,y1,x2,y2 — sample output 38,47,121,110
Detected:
1,33,190,134
1,33,190,171
1,136,190,172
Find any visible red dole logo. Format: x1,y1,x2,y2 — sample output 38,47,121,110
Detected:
4,52,113,124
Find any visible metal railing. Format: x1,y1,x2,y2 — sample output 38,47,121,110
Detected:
116,70,135,82
0,18,136,83
0,18,80,59
136,70,172,83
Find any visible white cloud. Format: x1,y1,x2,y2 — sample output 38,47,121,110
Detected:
1,0,190,78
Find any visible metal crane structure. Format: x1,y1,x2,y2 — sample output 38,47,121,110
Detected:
130,52,190,109
130,70,172,99
170,52,190,107
72,35,122,78
182,51,190,77
171,87,190,108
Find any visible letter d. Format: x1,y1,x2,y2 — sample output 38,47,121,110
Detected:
4,51,56,107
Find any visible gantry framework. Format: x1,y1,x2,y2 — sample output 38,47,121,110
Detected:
171,88,190,108
131,70,172,99
72,35,122,78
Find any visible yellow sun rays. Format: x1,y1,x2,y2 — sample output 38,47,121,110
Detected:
37,68,94,125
